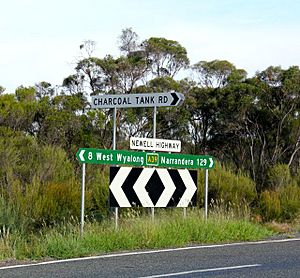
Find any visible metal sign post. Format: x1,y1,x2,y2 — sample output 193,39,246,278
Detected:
80,163,86,237
151,106,157,221
205,169,209,220
113,107,119,230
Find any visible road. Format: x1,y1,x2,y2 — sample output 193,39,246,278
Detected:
0,238,299,277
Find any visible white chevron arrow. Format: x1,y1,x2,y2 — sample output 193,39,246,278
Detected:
155,169,176,207
177,169,197,207
209,157,214,168
133,168,155,207
79,150,85,162
110,167,132,207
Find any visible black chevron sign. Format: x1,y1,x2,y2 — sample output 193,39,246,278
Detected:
170,92,180,106
109,167,197,208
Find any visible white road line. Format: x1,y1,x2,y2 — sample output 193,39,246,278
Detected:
0,238,299,270
140,264,262,278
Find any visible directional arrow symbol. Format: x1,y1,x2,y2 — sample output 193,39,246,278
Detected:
177,169,197,207
170,92,184,106
133,168,155,207
155,169,176,207
79,150,85,162
170,92,179,106
209,157,214,168
110,167,132,207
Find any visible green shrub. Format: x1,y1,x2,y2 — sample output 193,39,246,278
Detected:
280,184,300,220
260,190,282,221
1,178,84,232
85,165,110,220
197,164,256,216
266,164,292,189
0,130,81,231
259,184,300,221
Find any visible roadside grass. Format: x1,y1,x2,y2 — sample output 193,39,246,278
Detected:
264,214,300,234
0,209,274,261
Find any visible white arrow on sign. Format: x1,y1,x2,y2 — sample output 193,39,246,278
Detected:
133,168,155,207
209,158,214,168
176,169,197,207
110,167,132,207
91,92,184,109
79,150,85,162
155,169,176,207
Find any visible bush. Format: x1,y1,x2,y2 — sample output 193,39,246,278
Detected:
266,164,292,189
260,190,282,221
259,164,300,221
260,184,300,221
0,129,81,232
1,178,85,232
197,164,257,216
85,165,110,220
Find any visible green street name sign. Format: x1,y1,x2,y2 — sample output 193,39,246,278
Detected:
76,148,215,169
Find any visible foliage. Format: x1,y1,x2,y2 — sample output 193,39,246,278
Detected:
259,163,300,221
197,164,257,216
0,127,83,231
260,184,300,221
266,164,293,190
142,37,189,77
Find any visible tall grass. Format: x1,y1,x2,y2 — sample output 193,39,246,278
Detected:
0,209,273,261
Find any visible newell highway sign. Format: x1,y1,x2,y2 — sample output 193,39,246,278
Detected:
91,92,184,109
109,166,197,207
130,137,181,152
76,148,215,169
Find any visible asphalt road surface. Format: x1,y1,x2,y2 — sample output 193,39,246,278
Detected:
0,238,299,277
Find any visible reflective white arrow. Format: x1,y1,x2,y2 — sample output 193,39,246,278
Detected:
79,150,85,162
155,169,176,207
110,167,132,207
209,157,214,168
177,169,197,207
133,168,155,207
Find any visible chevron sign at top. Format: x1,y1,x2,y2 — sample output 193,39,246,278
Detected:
91,92,184,109
76,148,215,169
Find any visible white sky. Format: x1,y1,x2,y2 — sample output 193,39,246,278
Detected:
1,0,300,93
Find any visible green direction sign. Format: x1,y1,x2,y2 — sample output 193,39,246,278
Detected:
76,148,215,169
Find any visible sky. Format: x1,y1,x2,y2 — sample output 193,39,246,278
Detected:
1,0,300,93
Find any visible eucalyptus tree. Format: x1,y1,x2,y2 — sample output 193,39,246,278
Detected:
142,37,189,78
251,66,300,176
118,27,139,54
192,60,247,88
213,66,300,190
35,81,55,99
0,85,5,94
0,87,38,134
187,60,247,155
